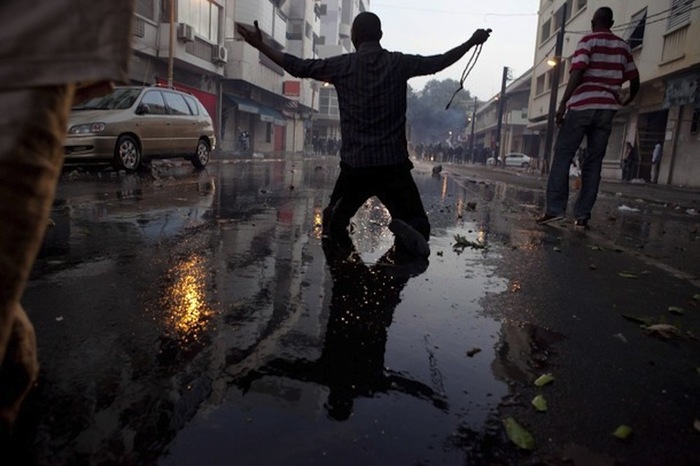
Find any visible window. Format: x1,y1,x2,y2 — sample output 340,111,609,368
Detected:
320,88,339,116
163,92,191,116
546,68,556,91
627,8,647,50
135,0,156,20
558,58,570,84
141,91,167,114
553,0,573,30
287,20,303,40
577,0,587,12
536,74,545,95
540,19,551,43
183,95,200,116
668,0,693,30
178,0,221,42
691,108,700,134
265,123,272,143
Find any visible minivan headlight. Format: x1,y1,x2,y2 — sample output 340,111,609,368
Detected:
68,122,106,135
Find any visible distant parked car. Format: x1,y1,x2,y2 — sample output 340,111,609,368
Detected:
503,152,532,167
488,153,532,167
64,86,216,171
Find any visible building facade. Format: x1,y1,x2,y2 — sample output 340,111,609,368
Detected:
130,0,225,140
529,0,700,187
311,0,371,154
128,0,360,156
472,68,540,164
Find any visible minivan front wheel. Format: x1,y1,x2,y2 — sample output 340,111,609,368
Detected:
191,138,210,169
114,135,141,171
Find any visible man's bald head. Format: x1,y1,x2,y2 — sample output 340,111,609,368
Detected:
592,7,614,30
351,12,382,48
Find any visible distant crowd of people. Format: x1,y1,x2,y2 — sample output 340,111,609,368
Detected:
312,135,341,156
410,142,493,165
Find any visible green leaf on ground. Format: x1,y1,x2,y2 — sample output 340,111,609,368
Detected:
694,419,700,433
531,394,547,412
453,234,486,250
613,425,633,440
618,272,638,279
621,314,654,326
553,246,561,252
504,417,536,450
534,373,555,387
693,294,700,301
668,306,685,315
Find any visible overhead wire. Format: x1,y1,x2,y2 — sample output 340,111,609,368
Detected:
565,3,700,35
370,2,536,17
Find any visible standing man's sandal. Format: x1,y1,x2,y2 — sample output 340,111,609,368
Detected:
536,213,564,225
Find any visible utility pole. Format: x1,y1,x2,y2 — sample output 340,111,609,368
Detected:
469,96,477,163
541,2,567,174
495,66,510,165
167,0,175,87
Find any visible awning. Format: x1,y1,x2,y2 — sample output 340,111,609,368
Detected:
225,94,287,126
257,106,286,126
225,94,260,114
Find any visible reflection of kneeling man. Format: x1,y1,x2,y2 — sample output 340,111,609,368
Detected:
234,245,445,421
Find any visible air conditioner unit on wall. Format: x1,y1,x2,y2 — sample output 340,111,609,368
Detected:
212,45,228,64
177,23,195,43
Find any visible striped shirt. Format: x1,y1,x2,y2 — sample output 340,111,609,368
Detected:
567,30,639,111
283,42,452,168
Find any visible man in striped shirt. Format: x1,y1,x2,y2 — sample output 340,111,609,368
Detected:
238,13,491,257
537,6,640,229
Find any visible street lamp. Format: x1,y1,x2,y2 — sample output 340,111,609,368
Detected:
469,96,477,163
541,3,567,174
495,66,512,165
168,0,175,87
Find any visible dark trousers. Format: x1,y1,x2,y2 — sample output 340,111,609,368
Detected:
323,160,430,241
546,109,615,221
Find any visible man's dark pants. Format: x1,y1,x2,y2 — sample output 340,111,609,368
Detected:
323,160,430,245
546,108,616,221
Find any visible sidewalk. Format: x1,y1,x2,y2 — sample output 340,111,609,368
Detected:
598,176,699,210
431,161,699,212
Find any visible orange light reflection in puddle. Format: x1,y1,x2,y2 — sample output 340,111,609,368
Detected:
161,254,212,343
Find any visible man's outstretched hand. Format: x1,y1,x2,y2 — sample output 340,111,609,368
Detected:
469,28,492,46
237,20,264,49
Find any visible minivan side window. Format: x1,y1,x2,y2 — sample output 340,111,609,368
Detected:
140,91,167,115
163,92,192,116
183,95,200,116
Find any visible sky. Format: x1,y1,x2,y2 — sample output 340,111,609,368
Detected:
369,0,540,100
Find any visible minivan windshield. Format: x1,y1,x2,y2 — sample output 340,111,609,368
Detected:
72,88,141,111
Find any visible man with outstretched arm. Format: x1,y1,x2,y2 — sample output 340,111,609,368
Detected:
238,12,491,257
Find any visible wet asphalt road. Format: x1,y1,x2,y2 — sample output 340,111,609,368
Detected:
7,156,700,465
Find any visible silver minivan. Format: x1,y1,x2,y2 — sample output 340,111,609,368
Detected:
64,86,216,171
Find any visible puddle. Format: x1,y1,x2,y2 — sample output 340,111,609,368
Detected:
22,159,606,463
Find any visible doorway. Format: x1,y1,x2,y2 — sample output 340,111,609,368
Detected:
636,110,668,181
